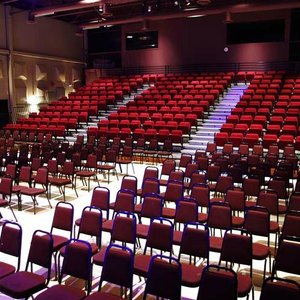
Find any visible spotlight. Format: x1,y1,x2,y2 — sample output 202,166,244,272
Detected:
147,5,152,12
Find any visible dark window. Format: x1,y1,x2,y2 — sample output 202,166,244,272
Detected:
227,19,285,44
126,31,158,50
88,26,121,53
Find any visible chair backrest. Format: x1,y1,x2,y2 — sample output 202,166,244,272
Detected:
144,217,174,255
207,201,232,230
142,166,159,182
140,193,163,220
99,244,134,299
34,167,49,186
77,206,102,248
26,230,53,284
60,239,92,293
0,221,22,272
175,198,198,225
160,159,176,178
288,192,300,212
243,177,261,198
120,175,137,196
197,265,238,300
273,237,300,276
225,188,245,212
257,189,279,216
164,180,184,203
280,210,300,241
220,229,253,270
113,189,135,217
51,202,74,239
190,183,210,208
111,211,137,253
61,161,76,177
140,177,160,198
0,176,13,196
179,223,210,263
244,206,270,239
143,255,182,300
260,277,300,300
18,166,32,185
90,186,110,219
215,175,233,194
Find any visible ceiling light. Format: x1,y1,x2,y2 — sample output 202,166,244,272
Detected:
188,14,204,18
223,11,233,24
147,5,152,12
197,0,211,5
79,0,100,4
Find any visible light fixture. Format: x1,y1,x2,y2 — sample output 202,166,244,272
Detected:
188,14,205,18
79,0,100,3
185,0,191,6
101,3,113,18
147,5,152,12
141,19,149,30
197,0,211,5
223,11,233,24
75,28,84,37
27,11,35,24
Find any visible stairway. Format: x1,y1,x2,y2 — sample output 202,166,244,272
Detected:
66,85,150,144
181,84,248,156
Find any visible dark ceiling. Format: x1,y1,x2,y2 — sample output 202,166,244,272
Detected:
1,0,300,29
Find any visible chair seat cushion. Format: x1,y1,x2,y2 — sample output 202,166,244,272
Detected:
136,224,149,239
133,254,152,277
20,187,45,196
52,235,69,251
232,216,244,228
35,284,86,300
181,263,203,287
102,220,113,232
252,243,270,260
198,212,208,223
209,236,223,252
93,247,107,266
0,199,9,207
76,171,95,177
173,230,183,245
0,271,46,299
49,177,71,186
237,273,253,297
162,207,175,219
0,262,15,279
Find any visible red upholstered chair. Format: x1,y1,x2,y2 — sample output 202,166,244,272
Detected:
197,265,238,300
0,221,22,279
134,217,174,277
260,277,300,300
272,237,300,278
35,239,92,300
215,132,228,147
219,229,254,300
262,134,278,149
0,230,53,299
85,244,134,300
49,161,78,202
228,133,244,148
142,255,181,300
49,201,74,278
94,211,137,267
0,176,18,221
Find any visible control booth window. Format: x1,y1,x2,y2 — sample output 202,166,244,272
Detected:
126,31,158,50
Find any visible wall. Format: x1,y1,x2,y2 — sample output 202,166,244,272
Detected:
0,4,84,119
122,10,290,67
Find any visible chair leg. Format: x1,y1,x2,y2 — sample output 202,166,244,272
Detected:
9,205,18,222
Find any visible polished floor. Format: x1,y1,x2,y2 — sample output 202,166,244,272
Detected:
0,160,299,300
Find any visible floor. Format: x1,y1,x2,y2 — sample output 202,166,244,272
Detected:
0,160,299,300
